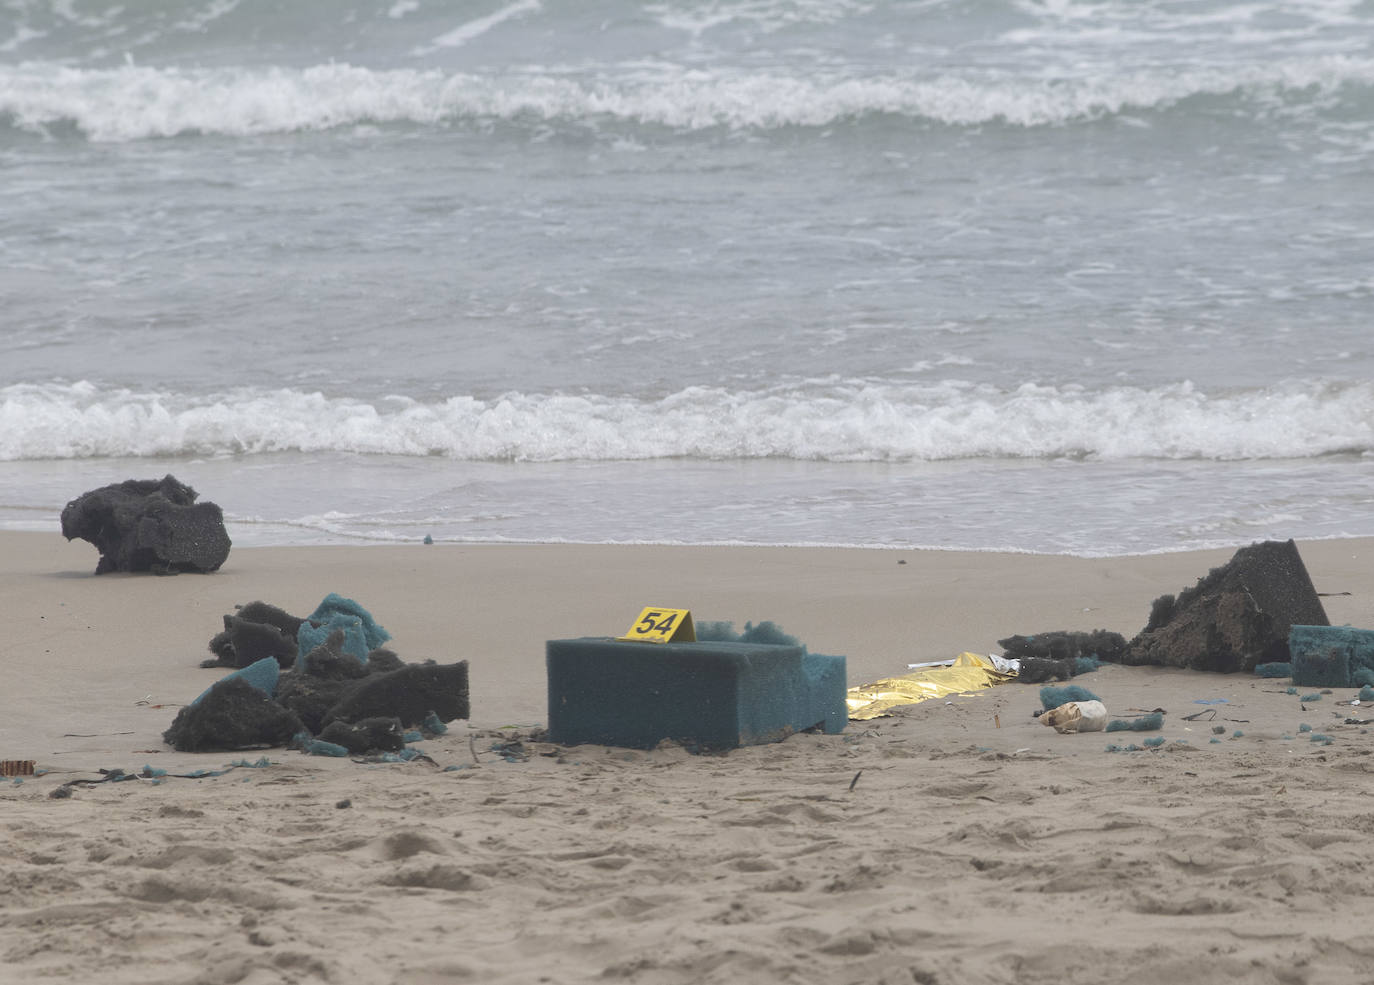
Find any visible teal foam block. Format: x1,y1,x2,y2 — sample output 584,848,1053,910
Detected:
1289,625,1374,687
189,656,280,706
546,637,847,751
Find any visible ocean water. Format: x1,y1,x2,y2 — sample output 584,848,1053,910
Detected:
3,0,1374,555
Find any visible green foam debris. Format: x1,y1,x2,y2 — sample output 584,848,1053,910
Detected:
420,711,448,736
1039,684,1100,709
1105,713,1163,732
291,732,349,758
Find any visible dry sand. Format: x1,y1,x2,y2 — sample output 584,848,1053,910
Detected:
3,531,1373,985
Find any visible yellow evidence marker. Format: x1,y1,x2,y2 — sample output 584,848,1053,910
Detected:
617,607,696,644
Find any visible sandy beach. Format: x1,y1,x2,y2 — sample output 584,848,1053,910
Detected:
3,530,1373,984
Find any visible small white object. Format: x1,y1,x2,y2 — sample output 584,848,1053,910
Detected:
1038,700,1108,734
987,653,1020,674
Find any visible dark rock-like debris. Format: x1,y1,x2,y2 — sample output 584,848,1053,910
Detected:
61,474,231,575
1118,539,1329,673
322,661,471,730
162,677,304,753
317,717,406,755
207,613,300,670
170,600,472,753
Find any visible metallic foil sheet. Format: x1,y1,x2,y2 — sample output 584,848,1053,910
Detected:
846,652,1014,721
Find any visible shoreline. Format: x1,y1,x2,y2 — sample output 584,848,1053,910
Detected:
7,449,1374,558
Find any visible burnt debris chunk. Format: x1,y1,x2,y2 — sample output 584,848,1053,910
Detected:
997,630,1125,684
317,717,406,755
61,475,231,575
1118,539,1329,673
321,661,471,730
162,677,304,753
168,597,472,754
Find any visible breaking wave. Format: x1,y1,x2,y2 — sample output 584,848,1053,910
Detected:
4,379,1373,462
2,56,1371,141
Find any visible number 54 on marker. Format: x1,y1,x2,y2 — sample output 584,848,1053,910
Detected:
618,607,696,644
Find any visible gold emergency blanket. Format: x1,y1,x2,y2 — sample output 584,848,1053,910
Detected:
846,652,1016,721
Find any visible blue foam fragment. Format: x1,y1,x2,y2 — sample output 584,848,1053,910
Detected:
421,711,448,735
371,748,424,762
306,740,350,757
189,656,280,706
298,614,367,662
291,733,349,757
298,593,391,660
546,637,847,750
